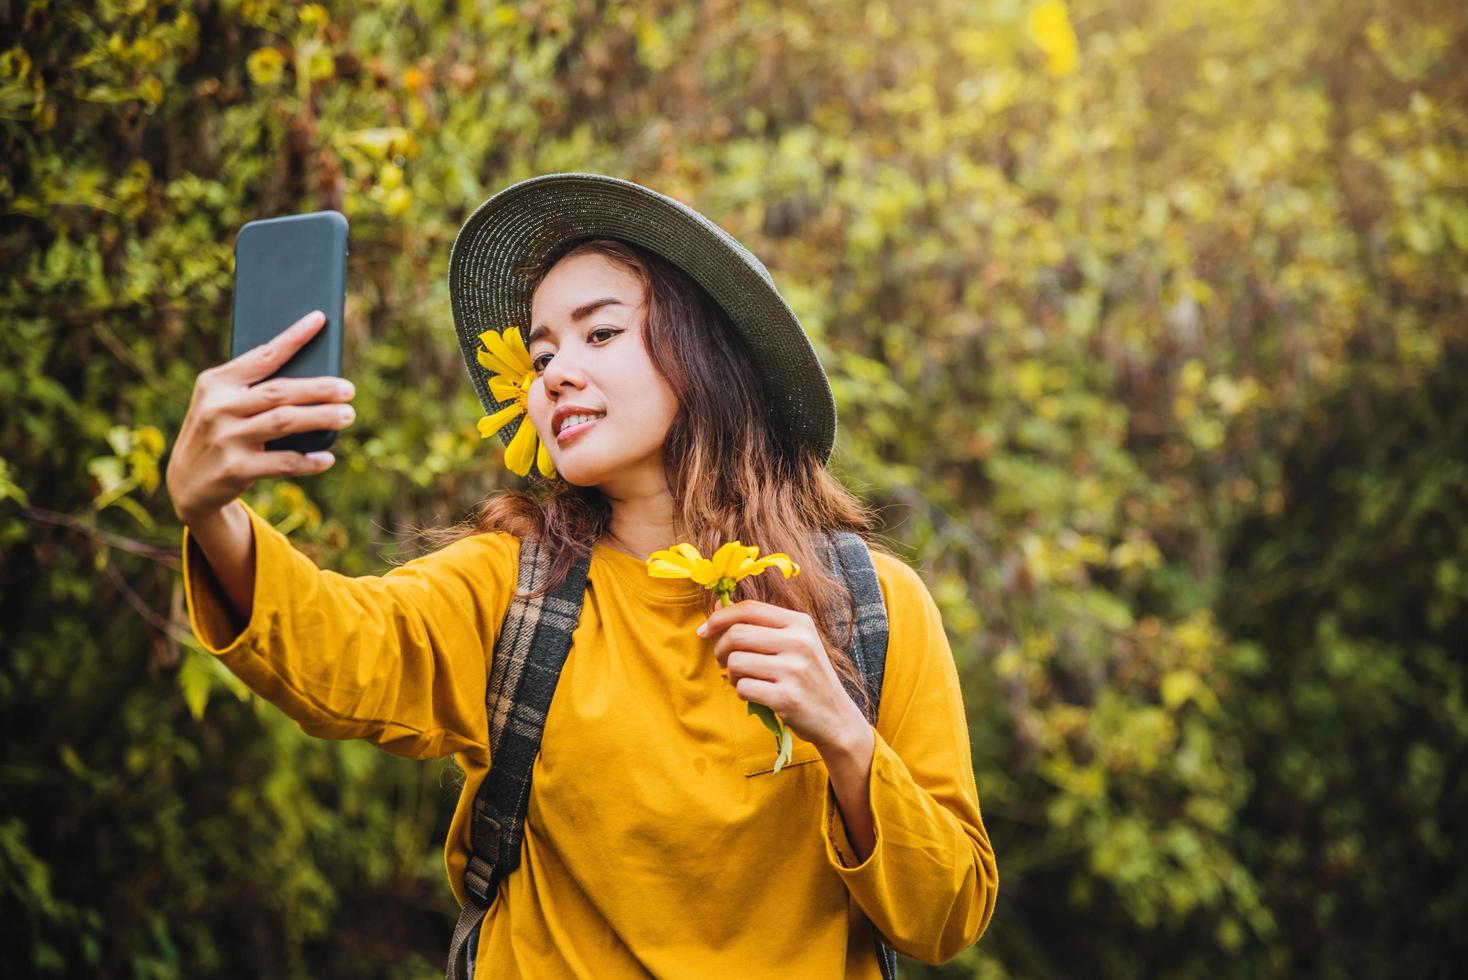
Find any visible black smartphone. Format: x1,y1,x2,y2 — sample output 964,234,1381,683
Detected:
230,209,348,453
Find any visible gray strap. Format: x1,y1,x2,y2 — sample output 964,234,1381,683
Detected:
878,938,898,979
446,901,485,980
822,530,891,725
446,537,592,980
824,531,899,979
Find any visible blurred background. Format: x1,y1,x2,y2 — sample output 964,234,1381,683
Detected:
2,0,1465,976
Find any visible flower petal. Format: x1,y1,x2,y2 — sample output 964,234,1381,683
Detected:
477,402,524,439
477,346,513,378
690,558,719,586
478,326,530,377
748,553,799,579
535,436,557,478
710,541,748,579
476,330,520,377
502,324,532,368
503,417,538,476
735,548,761,579
647,558,695,579
647,546,697,573
482,326,519,369
489,374,526,404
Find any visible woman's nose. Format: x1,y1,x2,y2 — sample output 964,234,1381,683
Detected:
541,349,586,392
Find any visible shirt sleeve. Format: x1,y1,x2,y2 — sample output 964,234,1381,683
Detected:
180,497,518,761
819,551,999,964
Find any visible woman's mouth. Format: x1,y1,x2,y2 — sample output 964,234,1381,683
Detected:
556,412,605,444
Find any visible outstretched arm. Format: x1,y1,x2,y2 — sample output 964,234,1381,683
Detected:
182,498,518,761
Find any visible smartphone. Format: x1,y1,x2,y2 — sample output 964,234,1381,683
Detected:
230,209,348,453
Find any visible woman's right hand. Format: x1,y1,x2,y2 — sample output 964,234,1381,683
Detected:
166,309,356,528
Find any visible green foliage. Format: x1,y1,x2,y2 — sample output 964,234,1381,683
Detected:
1217,348,1468,977
2,0,1464,975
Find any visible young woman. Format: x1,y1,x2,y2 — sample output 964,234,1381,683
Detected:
168,173,997,978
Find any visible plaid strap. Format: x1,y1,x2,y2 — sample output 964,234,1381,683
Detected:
821,531,899,980
448,532,898,980
821,530,892,726
446,536,591,980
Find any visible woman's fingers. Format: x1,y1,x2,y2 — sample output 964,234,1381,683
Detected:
700,599,800,636
212,309,326,386
724,650,797,682
166,311,351,526
241,448,338,481
231,401,355,445
235,374,354,417
711,622,795,668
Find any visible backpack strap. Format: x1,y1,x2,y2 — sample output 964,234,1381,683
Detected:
819,531,900,980
820,530,891,726
447,531,899,980
446,536,592,980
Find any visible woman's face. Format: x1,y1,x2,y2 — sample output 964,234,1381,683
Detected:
526,251,680,492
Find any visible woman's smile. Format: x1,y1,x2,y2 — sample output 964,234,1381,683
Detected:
556,412,604,444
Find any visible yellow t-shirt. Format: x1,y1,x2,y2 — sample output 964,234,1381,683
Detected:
182,499,997,977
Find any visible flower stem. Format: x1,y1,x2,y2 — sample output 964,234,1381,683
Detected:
713,583,790,772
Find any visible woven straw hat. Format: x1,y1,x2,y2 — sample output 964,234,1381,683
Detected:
447,172,837,466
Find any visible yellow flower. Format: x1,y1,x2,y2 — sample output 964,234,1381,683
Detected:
647,539,801,773
646,540,799,600
299,3,329,30
475,325,556,478
246,47,287,87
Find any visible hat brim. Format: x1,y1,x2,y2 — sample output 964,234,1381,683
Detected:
447,172,836,468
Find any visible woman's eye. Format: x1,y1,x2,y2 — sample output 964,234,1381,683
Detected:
531,328,619,373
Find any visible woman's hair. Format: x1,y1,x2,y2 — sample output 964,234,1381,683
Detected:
420,237,889,717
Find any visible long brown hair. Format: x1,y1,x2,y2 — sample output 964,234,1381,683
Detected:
422,237,888,716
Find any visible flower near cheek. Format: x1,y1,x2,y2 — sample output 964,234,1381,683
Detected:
474,325,556,478
646,540,801,772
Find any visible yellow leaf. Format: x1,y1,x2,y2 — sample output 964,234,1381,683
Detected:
383,186,411,216
1027,1,1079,77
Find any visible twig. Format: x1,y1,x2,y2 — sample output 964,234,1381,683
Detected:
103,558,194,645
20,504,181,569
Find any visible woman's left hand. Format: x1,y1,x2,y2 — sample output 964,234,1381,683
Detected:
699,599,867,756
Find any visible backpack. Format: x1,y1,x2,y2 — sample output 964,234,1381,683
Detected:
446,531,899,980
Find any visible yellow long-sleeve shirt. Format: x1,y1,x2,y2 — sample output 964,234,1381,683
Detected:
181,499,997,977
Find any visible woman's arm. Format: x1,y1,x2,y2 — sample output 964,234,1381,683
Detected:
184,499,256,630
823,723,877,860
182,498,518,761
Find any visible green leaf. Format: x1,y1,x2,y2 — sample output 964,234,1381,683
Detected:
747,701,782,736
773,724,794,774
177,651,213,721
747,702,794,773
0,456,29,506
110,494,156,531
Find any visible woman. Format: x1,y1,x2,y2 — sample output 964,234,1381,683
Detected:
168,173,997,978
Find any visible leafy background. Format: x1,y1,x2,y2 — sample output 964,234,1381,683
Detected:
2,0,1465,976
